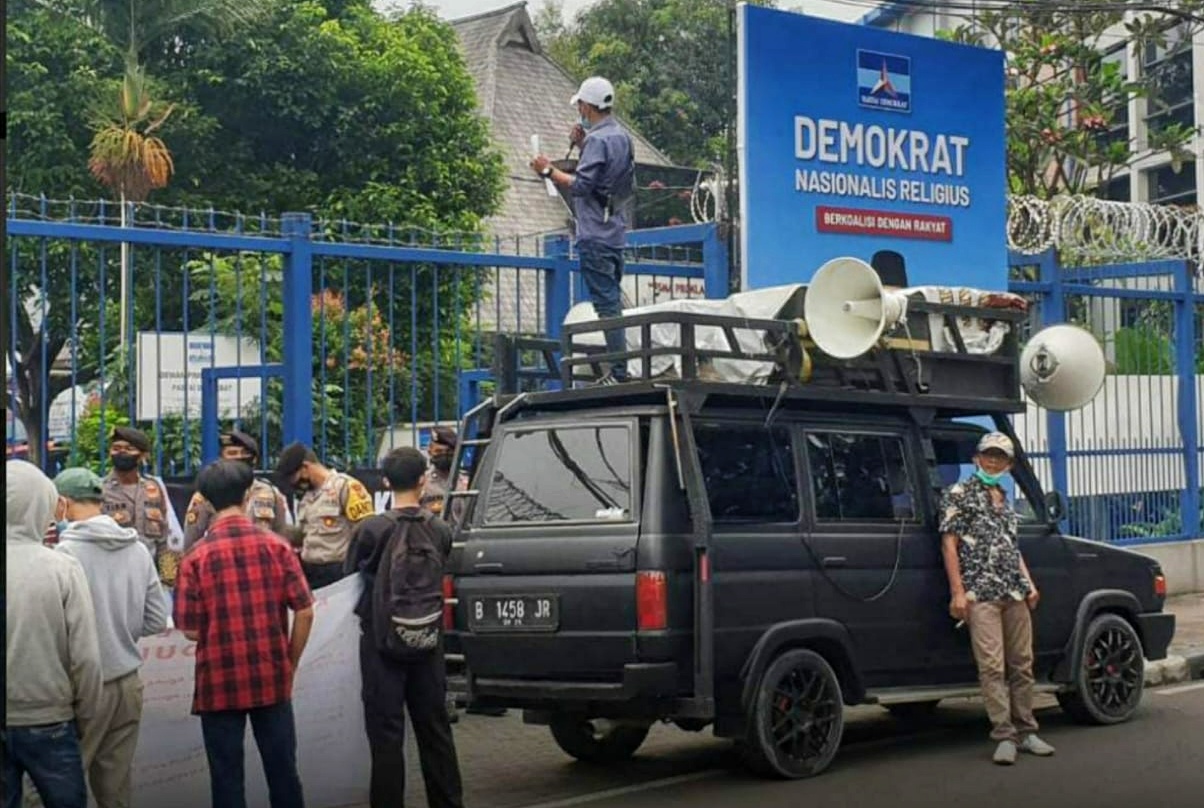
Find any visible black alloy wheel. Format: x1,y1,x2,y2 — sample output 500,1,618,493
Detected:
744,648,845,779
1057,613,1145,725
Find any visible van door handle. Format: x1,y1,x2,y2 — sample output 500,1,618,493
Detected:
474,562,504,572
822,556,847,568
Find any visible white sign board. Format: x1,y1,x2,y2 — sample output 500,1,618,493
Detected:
136,332,264,420
47,385,100,443
134,576,370,807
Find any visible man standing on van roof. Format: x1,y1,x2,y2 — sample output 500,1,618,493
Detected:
183,429,290,549
939,432,1056,766
54,466,168,808
275,442,375,590
531,75,636,386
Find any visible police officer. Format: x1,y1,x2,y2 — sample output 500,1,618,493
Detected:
421,426,468,524
102,426,184,587
182,429,290,549
275,441,374,590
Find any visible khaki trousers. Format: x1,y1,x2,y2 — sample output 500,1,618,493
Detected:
78,670,145,808
967,599,1040,742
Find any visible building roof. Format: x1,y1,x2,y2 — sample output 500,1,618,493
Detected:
452,2,674,242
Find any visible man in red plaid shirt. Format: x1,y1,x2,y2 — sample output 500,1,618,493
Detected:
174,460,315,808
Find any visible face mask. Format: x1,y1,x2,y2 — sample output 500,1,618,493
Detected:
431,454,453,473
974,468,1005,486
55,520,70,535
579,115,593,131
111,453,140,472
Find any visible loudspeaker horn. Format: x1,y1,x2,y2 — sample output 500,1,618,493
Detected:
1020,324,1106,411
803,257,909,359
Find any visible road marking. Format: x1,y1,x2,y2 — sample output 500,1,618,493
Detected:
1155,682,1204,696
515,770,721,808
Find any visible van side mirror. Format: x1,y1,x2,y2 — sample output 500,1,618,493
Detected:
1044,491,1068,523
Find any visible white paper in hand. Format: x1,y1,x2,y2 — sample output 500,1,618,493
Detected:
531,134,558,197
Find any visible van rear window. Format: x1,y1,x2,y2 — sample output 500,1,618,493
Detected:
483,425,633,525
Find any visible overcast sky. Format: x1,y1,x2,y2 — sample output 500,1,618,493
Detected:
404,0,870,25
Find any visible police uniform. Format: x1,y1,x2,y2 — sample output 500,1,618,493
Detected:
421,426,468,524
183,431,290,549
102,427,181,585
183,478,288,549
296,471,373,585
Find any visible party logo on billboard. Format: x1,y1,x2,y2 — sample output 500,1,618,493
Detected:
858,49,911,113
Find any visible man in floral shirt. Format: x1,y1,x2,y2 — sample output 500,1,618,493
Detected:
939,432,1056,766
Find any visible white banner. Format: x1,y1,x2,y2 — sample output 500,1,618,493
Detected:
133,576,370,808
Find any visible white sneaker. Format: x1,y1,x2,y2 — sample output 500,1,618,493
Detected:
1019,734,1055,756
993,739,1017,765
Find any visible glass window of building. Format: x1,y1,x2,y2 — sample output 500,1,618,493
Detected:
1143,23,1195,137
1145,163,1196,206
1096,45,1130,151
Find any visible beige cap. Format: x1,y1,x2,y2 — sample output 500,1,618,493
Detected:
977,432,1015,457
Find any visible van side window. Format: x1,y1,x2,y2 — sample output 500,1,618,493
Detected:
484,425,633,524
695,425,798,523
806,433,916,521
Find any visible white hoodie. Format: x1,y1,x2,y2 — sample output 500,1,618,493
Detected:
57,513,169,682
5,460,103,726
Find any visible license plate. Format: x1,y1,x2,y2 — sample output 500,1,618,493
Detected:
468,595,559,632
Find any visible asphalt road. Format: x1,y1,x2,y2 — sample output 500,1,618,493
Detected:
392,683,1204,808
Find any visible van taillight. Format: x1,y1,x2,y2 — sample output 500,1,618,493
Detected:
636,571,668,631
443,575,457,630
1153,574,1167,598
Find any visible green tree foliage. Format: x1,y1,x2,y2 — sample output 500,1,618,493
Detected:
537,0,776,169
939,2,1203,198
6,0,504,469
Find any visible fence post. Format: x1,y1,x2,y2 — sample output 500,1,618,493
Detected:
702,223,730,299
281,213,314,450
543,235,573,340
1040,249,1071,508
1174,260,1200,538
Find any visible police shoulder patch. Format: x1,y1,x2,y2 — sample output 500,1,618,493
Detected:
344,479,373,521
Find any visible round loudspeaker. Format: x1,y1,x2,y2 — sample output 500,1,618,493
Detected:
803,257,907,359
1020,324,1106,411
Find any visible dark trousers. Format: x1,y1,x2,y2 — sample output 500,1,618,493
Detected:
199,701,304,808
578,240,628,380
302,561,345,591
3,721,87,808
359,633,463,808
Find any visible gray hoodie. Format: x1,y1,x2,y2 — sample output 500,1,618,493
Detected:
5,460,103,726
57,513,169,682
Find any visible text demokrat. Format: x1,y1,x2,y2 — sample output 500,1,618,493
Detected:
793,115,973,208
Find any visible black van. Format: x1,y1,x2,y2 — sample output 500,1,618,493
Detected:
442,303,1175,779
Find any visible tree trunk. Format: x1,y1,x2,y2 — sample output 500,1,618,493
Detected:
120,192,130,353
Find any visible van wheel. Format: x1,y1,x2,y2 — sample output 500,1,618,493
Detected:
743,649,844,779
548,716,651,763
1056,613,1145,725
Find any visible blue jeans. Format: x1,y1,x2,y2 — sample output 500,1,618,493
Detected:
578,241,628,380
199,701,304,808
3,721,88,808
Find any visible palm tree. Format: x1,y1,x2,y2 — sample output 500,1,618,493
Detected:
38,0,271,349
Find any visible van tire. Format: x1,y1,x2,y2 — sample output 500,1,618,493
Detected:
548,716,651,763
743,648,844,779
1056,613,1145,725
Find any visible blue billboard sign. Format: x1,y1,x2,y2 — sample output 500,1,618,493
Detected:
737,4,1007,291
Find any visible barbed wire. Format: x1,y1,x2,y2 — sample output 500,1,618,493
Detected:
1007,195,1203,266
11,192,1203,268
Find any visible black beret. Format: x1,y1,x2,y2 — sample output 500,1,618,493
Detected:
220,429,259,457
431,426,458,448
111,426,151,453
274,441,310,484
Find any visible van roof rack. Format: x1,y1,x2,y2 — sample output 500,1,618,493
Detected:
488,295,1030,419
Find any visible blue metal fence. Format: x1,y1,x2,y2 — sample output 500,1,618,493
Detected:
5,196,726,476
1009,250,1202,545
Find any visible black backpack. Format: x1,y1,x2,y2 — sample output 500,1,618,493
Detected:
371,510,445,662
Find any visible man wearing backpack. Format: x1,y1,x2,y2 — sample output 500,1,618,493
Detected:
343,447,463,808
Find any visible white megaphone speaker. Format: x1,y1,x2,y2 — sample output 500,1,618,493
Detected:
1020,324,1106,411
803,257,909,359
